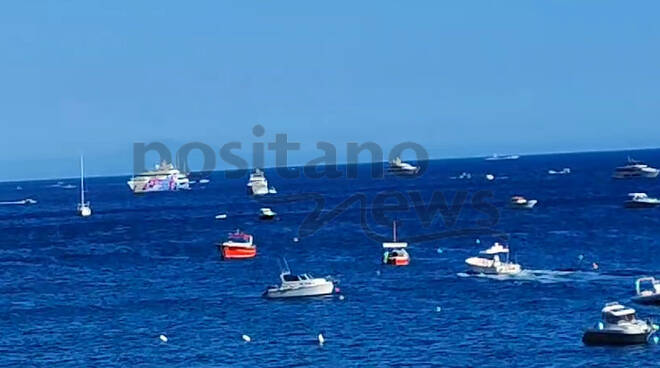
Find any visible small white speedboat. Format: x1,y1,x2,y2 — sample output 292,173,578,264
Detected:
510,196,537,209
263,260,335,299
624,193,660,208
465,242,522,275
632,277,660,305
583,302,655,345
259,207,277,220
548,168,571,175
215,213,228,220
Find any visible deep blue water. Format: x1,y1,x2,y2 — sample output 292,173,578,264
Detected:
3,150,660,367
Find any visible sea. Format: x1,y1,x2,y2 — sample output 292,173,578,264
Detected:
2,149,660,367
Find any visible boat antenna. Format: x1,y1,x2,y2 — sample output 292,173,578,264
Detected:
80,155,85,205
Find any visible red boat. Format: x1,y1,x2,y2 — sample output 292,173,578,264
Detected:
382,221,410,266
219,230,256,259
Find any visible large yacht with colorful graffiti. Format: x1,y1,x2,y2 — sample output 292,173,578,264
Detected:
127,161,190,193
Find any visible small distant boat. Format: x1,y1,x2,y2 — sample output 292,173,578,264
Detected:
485,154,519,161
510,196,537,209
215,213,228,220
61,184,77,189
465,242,521,275
247,169,269,196
485,174,495,181
77,156,92,217
387,157,420,176
613,158,659,179
548,168,571,175
218,230,256,259
582,302,654,346
624,193,660,208
16,186,22,191
259,207,277,220
263,259,335,299
0,198,37,205
199,179,210,184
632,277,660,305
382,221,409,266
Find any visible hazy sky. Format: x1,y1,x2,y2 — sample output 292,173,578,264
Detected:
1,1,659,180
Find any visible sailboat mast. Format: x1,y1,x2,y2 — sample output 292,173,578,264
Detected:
393,220,397,242
80,156,85,204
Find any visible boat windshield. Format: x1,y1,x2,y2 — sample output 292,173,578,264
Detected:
604,313,635,323
283,274,301,282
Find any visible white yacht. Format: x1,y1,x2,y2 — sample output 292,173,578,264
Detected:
632,277,660,305
263,260,335,299
77,156,92,217
127,161,190,193
510,196,537,209
485,154,519,161
624,193,660,208
387,157,420,176
465,242,522,275
613,158,659,179
582,302,654,345
246,169,269,195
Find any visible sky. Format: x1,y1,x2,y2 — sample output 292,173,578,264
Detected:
1,1,659,181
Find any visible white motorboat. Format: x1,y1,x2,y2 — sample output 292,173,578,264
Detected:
127,161,190,193
215,213,228,220
465,242,522,275
510,196,537,209
387,157,420,176
632,277,660,305
247,169,269,195
624,193,660,208
77,156,92,217
613,158,659,179
548,168,571,175
382,221,410,266
485,154,519,161
583,302,655,345
259,207,277,220
263,260,335,299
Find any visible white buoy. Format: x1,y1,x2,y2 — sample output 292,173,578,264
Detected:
486,174,495,181
242,334,251,342
435,306,442,312
318,333,325,345
159,334,168,343
293,237,299,243
339,295,345,301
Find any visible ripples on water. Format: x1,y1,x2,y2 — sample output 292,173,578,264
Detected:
2,150,660,367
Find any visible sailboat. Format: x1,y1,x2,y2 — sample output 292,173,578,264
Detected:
77,156,92,217
382,221,410,266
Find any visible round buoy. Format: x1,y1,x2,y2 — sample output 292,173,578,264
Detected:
338,295,345,301
242,334,251,342
293,237,299,243
486,174,495,181
436,248,443,254
578,254,584,261
592,262,599,270
318,333,325,345
159,334,168,343
476,239,481,244
435,306,442,312
375,270,381,276
334,287,341,293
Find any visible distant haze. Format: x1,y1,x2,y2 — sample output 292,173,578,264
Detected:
1,1,659,181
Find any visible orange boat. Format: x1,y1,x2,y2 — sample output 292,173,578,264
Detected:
219,230,256,259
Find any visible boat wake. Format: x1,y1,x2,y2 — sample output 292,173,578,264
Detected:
457,269,625,284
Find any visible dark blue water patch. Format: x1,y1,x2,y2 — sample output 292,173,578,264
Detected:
2,149,660,366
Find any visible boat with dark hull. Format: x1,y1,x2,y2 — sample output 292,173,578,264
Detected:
582,302,654,346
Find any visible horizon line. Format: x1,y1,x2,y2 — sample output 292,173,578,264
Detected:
2,145,659,184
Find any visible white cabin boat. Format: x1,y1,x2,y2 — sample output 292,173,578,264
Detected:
583,302,654,345
465,242,521,275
